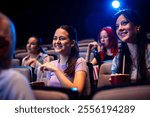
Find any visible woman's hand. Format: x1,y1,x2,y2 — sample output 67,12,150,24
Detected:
40,62,58,72
88,41,98,51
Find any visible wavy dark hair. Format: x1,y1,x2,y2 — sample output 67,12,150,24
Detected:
59,25,79,77
112,9,149,81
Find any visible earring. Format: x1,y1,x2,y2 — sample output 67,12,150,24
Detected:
137,26,140,32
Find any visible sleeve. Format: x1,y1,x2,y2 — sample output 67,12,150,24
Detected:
75,58,87,73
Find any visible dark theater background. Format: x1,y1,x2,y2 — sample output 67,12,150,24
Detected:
0,0,150,48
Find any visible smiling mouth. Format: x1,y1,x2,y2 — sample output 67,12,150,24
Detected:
119,31,128,38
54,44,63,49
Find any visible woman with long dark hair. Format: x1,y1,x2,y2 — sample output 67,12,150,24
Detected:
111,9,150,82
38,25,87,95
22,36,50,67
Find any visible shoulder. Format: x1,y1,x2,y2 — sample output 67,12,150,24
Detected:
2,69,28,84
0,69,34,99
22,55,30,62
75,57,87,72
76,57,86,64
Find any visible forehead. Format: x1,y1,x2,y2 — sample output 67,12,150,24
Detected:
55,28,69,36
100,30,108,35
28,37,38,42
116,14,127,23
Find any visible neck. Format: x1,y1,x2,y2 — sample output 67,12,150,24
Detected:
59,55,69,64
127,43,137,53
29,52,40,59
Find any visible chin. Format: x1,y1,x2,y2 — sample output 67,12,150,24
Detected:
54,49,62,53
120,37,129,42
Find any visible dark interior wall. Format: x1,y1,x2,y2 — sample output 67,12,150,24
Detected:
0,0,150,48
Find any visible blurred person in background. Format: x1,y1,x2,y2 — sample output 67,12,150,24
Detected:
22,36,50,79
86,26,118,66
0,12,34,99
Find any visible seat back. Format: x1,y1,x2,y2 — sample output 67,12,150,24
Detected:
32,87,78,100
79,52,94,61
11,66,33,82
11,58,21,66
81,62,95,98
97,61,112,87
78,38,95,44
46,50,59,59
33,90,69,100
14,52,28,60
15,49,26,54
48,54,58,60
79,46,88,52
92,83,150,100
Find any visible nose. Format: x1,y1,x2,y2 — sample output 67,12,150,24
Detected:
101,38,105,42
56,38,61,43
118,24,124,31
53,38,61,44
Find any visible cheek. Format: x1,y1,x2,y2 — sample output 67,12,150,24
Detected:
116,30,119,37
32,45,38,50
26,44,29,48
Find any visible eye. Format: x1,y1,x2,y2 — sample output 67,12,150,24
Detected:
31,43,37,46
121,21,129,26
59,36,66,40
103,35,108,38
53,36,57,40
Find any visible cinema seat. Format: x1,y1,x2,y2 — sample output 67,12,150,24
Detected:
33,90,69,100
92,83,150,100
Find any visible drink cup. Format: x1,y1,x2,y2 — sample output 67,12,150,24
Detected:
110,74,130,85
30,81,45,88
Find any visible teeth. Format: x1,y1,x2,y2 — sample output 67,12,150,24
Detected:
54,45,62,49
119,31,128,37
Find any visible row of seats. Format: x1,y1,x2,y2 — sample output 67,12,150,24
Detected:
13,39,95,66
11,60,150,100
32,82,150,100
12,39,150,99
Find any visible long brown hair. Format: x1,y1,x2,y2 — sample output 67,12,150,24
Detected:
59,25,79,77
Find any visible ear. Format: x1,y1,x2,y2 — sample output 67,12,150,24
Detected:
71,40,75,47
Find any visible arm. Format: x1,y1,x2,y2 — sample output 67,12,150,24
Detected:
85,41,98,63
91,58,98,65
55,69,86,94
40,60,87,94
